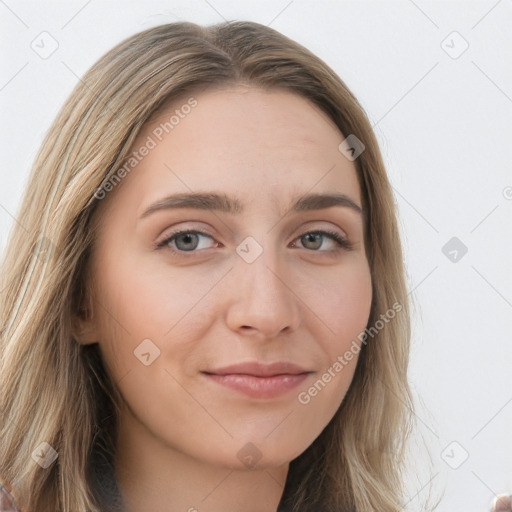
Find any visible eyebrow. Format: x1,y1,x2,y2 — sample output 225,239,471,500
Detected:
139,192,363,219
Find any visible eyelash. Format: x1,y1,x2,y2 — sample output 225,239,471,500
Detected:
155,228,353,255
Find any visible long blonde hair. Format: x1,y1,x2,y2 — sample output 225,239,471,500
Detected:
1,21,414,511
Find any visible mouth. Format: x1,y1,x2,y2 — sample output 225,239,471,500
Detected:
202,361,313,399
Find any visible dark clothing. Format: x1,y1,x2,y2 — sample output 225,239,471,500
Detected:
92,452,126,512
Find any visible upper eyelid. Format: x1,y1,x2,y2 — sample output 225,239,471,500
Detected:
157,228,214,245
157,219,350,242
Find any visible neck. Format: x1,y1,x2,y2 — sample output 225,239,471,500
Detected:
113,405,288,512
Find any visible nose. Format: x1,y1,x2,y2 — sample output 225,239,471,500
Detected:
224,249,302,339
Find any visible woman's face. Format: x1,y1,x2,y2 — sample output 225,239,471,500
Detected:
82,85,372,471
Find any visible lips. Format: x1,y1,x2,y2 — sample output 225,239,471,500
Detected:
202,361,313,399
204,361,311,378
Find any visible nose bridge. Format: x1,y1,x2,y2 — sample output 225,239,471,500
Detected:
225,237,301,336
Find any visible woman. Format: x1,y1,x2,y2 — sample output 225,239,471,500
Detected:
0,19,497,512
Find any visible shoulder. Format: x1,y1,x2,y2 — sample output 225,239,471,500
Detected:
0,484,19,512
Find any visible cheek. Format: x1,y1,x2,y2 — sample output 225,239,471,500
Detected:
90,253,162,374
91,252,219,372
293,262,371,406
332,266,372,342
94,250,195,332
292,277,372,446
299,261,372,352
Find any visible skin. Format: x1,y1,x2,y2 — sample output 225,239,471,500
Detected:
76,85,373,512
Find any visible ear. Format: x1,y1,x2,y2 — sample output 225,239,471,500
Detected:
72,298,100,346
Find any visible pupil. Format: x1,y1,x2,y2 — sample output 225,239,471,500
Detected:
303,233,321,249
177,233,198,251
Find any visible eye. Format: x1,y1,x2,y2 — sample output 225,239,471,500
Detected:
155,228,352,255
156,230,218,253
290,230,352,252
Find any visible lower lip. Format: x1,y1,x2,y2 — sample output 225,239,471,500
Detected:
203,373,311,399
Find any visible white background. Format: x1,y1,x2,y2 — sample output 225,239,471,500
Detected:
1,1,511,511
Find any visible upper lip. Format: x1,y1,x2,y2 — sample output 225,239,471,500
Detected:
204,361,312,377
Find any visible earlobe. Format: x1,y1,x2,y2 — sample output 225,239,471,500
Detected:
72,308,99,345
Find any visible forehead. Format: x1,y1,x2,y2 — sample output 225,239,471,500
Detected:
145,84,344,155
100,86,362,219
